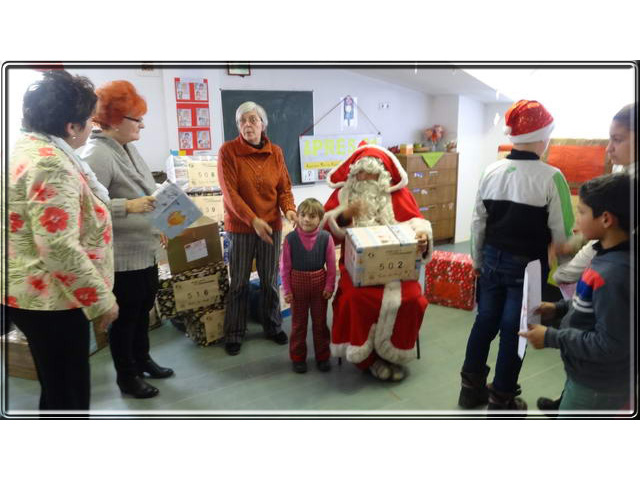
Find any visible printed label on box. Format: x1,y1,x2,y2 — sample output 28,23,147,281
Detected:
187,161,218,188
184,238,208,263
173,275,221,312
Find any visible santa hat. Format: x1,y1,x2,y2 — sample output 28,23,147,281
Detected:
503,99,555,143
326,142,408,193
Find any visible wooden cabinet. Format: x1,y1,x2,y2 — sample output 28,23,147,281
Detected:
397,152,458,244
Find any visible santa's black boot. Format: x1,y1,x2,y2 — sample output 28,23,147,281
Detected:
487,383,528,416
458,365,490,409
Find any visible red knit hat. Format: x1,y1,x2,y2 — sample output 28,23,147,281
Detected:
326,142,408,193
504,99,555,143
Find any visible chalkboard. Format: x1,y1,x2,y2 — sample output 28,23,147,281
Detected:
221,90,314,185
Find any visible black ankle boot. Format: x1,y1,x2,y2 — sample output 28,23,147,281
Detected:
117,376,159,399
487,384,528,414
537,396,562,418
137,359,174,379
458,365,490,409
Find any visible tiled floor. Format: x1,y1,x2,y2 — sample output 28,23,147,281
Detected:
5,242,568,417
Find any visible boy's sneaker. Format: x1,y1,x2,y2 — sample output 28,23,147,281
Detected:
316,360,331,372
292,361,308,374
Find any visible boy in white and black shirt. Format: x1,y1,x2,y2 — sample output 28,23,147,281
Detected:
458,100,575,412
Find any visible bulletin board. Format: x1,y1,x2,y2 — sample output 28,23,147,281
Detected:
499,140,612,194
221,90,314,185
175,78,212,155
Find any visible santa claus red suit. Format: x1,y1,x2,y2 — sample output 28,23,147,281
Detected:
323,143,434,381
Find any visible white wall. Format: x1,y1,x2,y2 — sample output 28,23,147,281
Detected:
159,67,432,204
455,96,485,242
66,68,170,172
6,66,432,206
430,95,459,145
482,102,513,169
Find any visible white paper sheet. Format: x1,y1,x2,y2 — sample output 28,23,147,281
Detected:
518,259,542,359
184,239,208,263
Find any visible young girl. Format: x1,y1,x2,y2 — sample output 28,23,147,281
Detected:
280,198,336,373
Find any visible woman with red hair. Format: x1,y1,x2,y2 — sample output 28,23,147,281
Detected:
81,80,173,399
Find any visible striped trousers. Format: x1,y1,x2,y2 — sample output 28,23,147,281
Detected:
225,230,282,343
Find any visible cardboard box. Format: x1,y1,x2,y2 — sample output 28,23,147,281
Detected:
399,144,413,155
6,318,108,381
190,194,224,223
417,202,456,222
345,224,422,287
186,159,219,190
410,185,457,206
173,274,222,312
157,262,229,316
167,218,222,275
425,251,476,310
279,284,291,317
182,307,225,346
4,330,37,380
280,217,295,245
89,320,109,355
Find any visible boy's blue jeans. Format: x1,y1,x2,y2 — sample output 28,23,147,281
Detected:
462,244,548,394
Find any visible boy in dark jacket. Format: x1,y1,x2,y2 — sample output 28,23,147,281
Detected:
520,173,632,412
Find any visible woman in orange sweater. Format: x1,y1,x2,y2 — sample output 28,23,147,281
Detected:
217,101,297,356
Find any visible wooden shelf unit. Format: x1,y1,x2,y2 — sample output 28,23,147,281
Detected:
397,152,458,245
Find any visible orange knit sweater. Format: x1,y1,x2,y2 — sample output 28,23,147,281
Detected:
217,134,296,233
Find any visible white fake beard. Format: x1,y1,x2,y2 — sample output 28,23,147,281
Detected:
346,178,395,227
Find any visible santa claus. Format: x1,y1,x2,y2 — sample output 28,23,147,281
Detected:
323,143,433,381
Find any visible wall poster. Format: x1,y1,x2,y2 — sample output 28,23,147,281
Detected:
175,78,212,155
299,133,382,183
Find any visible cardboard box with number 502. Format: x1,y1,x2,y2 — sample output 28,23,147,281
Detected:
345,224,422,287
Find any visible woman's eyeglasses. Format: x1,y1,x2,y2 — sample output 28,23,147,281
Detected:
124,116,144,124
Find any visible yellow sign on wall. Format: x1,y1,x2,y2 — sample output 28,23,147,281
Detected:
299,133,382,183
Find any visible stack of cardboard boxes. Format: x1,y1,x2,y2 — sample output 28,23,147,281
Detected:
157,217,229,346
158,155,230,346
397,152,458,244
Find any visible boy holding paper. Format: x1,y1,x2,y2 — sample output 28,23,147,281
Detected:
519,174,632,412
459,100,574,412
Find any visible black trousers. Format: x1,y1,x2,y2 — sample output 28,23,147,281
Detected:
109,265,158,379
7,306,90,411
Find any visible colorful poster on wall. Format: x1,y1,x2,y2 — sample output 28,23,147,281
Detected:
175,78,212,155
299,133,382,183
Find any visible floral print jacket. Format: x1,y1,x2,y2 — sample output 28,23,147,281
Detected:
3,133,116,320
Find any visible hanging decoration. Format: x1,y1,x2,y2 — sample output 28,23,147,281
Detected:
340,95,357,129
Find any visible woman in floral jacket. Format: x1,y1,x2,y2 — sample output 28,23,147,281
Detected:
3,70,118,411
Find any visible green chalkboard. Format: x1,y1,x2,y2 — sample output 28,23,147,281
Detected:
220,90,314,185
